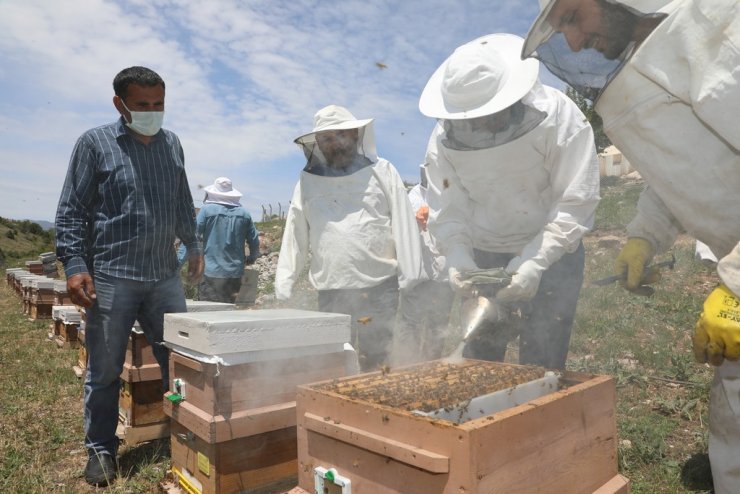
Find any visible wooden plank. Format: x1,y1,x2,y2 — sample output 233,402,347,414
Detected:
163,395,296,443
473,375,618,494
116,421,170,445
593,474,631,494
304,412,449,473
120,361,162,383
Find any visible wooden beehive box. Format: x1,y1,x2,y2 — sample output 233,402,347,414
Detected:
53,281,72,305
26,260,44,275
295,360,628,494
163,309,355,494
119,378,167,427
170,420,298,494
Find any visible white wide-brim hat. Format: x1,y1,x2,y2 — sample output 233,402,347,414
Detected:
522,0,672,59
419,33,539,120
204,177,242,201
295,104,373,144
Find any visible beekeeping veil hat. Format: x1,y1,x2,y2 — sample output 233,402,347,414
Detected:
522,0,671,100
204,176,242,206
294,105,378,172
419,33,539,120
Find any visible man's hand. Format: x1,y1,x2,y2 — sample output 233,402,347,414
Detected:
186,255,204,285
448,267,475,297
496,261,541,304
66,273,96,308
614,237,660,292
693,284,740,366
415,205,429,231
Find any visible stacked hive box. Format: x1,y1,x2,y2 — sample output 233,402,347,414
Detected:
20,275,46,316
117,300,237,446
50,305,81,349
6,268,28,289
53,280,72,306
25,259,44,275
163,309,357,494
38,252,58,278
28,277,56,320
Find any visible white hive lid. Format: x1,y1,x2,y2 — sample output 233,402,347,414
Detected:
31,278,56,290
184,299,236,312
164,308,351,356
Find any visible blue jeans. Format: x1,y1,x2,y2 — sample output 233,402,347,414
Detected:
83,272,185,457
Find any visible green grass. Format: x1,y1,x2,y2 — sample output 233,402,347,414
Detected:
0,176,719,492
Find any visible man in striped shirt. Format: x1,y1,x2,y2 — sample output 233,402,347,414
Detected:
55,66,203,486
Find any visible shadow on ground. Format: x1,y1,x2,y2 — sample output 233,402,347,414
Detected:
681,452,714,493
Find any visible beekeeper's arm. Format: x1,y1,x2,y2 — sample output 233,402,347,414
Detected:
424,125,478,294
609,185,682,291
375,162,426,290
275,182,309,300
497,102,600,303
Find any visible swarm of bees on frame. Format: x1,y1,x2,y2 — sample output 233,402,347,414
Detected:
315,360,547,414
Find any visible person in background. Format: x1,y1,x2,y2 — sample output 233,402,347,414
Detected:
419,33,600,369
394,164,455,365
522,0,740,490
55,66,203,486
275,105,424,372
196,177,260,303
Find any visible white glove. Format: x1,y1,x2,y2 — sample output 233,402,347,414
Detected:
448,267,475,296
496,259,543,303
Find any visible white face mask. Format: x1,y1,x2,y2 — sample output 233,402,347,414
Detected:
120,99,164,136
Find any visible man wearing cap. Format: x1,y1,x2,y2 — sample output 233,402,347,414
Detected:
275,105,424,372
55,66,203,486
195,177,260,303
419,33,600,369
522,1,740,490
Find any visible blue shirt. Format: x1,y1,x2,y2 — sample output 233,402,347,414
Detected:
197,202,260,278
55,118,202,281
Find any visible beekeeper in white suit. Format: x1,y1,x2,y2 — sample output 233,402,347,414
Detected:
523,0,740,490
275,105,424,372
419,33,600,369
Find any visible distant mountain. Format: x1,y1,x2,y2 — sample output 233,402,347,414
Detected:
33,220,55,231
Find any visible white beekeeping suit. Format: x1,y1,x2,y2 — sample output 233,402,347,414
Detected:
275,106,423,299
275,105,424,372
419,33,599,369
524,1,740,491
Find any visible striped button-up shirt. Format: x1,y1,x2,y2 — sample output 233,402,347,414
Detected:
55,118,202,281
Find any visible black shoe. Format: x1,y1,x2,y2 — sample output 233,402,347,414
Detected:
84,453,117,486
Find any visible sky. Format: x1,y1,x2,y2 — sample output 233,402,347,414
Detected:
0,0,559,224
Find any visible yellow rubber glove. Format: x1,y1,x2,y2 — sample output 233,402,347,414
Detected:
614,238,661,292
693,284,740,366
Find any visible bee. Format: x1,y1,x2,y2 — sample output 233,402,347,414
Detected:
380,364,391,376
442,178,450,189
357,316,372,325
